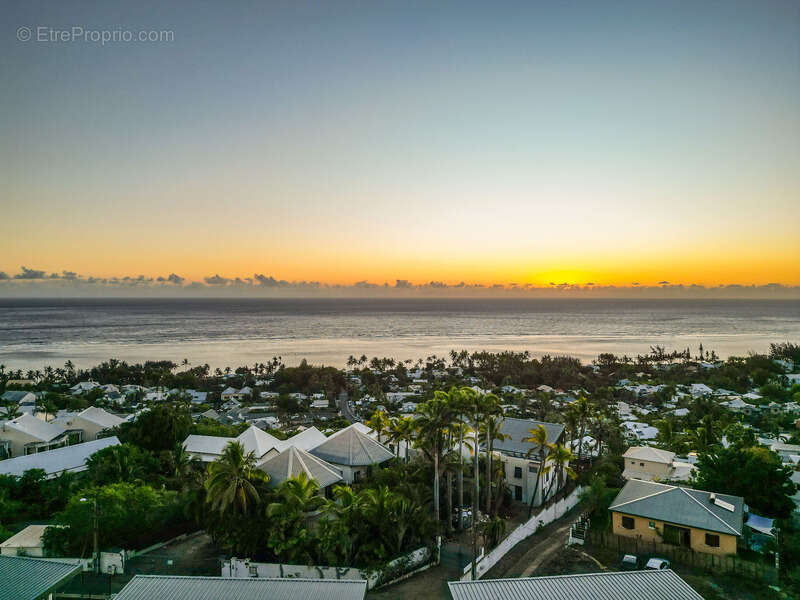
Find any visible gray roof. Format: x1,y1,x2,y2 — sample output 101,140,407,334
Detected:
259,446,343,489
0,555,82,600
492,418,565,457
310,425,394,466
448,570,703,600
1,391,35,403
0,436,121,478
1,413,66,442
113,576,367,600
610,479,744,536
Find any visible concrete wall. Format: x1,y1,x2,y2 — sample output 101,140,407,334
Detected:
611,511,737,555
499,454,557,507
624,457,672,479
460,485,584,581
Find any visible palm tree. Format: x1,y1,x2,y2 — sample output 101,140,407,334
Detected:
481,414,509,514
204,441,266,515
543,443,577,501
568,396,593,460
366,410,390,445
268,472,324,517
415,397,452,528
523,424,550,517
445,387,472,530
1,402,22,419
388,416,415,460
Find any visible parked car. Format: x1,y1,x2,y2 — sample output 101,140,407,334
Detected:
620,554,639,570
645,557,671,570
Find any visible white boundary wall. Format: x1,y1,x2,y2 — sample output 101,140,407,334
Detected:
460,485,584,581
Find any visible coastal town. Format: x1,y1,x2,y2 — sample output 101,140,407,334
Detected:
0,343,798,599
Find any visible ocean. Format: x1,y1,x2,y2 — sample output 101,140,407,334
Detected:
0,298,798,371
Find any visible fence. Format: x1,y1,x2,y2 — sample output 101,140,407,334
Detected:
593,531,777,583
222,546,431,590
460,485,584,581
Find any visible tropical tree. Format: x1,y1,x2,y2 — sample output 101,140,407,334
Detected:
480,414,508,514
366,410,391,445
523,424,550,517
543,443,577,501
415,397,452,528
388,416,415,460
204,442,267,515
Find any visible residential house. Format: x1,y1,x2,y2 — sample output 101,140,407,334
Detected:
0,524,49,557
1,390,37,415
689,383,713,397
769,442,800,465
0,436,120,478
490,418,565,506
221,387,247,402
309,424,393,483
448,570,703,600
183,425,327,464
258,445,343,493
70,381,99,395
0,414,69,458
622,447,695,482
720,397,758,416
609,479,744,555
52,407,124,441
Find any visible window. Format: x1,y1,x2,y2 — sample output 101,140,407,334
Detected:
640,462,645,467
249,565,258,577
705,533,720,548
514,485,522,501
622,516,635,530
630,460,636,465
649,522,656,529
514,466,522,478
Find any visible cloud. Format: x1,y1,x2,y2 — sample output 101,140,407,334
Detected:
14,266,47,279
204,274,230,285
0,266,799,299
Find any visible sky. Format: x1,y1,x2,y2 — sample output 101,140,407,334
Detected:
2,0,799,296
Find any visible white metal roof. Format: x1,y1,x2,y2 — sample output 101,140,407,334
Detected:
449,570,703,600
0,436,120,478
113,576,367,600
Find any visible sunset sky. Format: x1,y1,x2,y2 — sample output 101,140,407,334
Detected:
2,0,799,293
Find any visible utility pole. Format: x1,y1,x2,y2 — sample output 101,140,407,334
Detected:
92,496,99,575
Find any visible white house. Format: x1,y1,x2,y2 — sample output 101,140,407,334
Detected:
0,414,69,458
491,418,566,506
51,407,125,441
309,424,393,483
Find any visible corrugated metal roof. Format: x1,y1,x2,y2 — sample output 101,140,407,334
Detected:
0,555,82,600
492,418,565,456
448,570,704,600
236,426,284,458
113,576,367,600
609,479,744,536
1,413,66,442
310,425,393,466
258,445,343,488
0,436,120,478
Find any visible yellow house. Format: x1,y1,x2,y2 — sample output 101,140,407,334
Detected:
609,480,743,555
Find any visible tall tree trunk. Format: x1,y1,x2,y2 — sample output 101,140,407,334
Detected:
485,429,492,514
471,417,480,580
433,448,440,527
458,419,464,530
446,470,453,534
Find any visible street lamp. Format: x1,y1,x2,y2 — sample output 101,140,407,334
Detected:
80,496,100,574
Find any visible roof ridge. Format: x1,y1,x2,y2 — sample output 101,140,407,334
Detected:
610,484,674,510
679,488,741,535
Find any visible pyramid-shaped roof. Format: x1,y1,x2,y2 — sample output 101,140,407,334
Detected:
309,425,393,466
286,426,327,451
259,446,343,489
609,479,744,536
236,425,283,458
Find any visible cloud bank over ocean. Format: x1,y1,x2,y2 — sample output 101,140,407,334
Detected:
0,267,797,298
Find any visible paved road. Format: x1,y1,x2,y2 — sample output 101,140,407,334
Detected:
338,390,360,423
